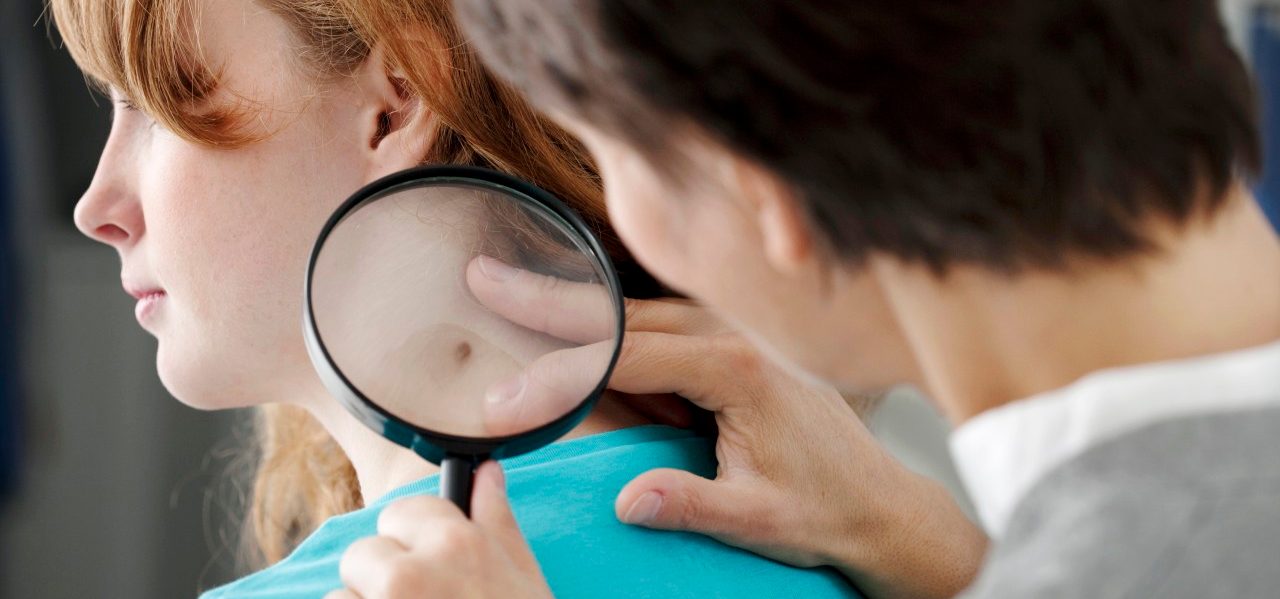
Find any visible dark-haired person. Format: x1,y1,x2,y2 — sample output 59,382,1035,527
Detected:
327,2,1280,598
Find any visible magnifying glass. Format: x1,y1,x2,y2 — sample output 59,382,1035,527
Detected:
303,165,624,516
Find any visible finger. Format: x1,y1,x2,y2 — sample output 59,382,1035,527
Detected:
472,461,541,574
615,468,751,538
324,590,362,599
377,495,467,548
600,333,748,411
468,256,718,343
338,535,412,595
484,333,743,436
482,339,615,436
490,374,694,431
468,255,617,344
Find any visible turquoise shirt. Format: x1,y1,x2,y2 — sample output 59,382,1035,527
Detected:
202,425,860,598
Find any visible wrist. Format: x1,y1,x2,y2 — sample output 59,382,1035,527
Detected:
829,468,989,599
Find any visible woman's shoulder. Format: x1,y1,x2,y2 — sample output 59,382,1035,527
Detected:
508,425,860,598
198,493,377,598
202,426,860,599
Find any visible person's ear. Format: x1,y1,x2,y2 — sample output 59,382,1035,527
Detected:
356,46,437,180
731,156,814,274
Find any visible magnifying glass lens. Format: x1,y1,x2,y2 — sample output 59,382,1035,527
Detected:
310,178,619,443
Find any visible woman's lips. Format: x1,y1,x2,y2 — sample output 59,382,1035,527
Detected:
124,285,167,324
133,290,166,323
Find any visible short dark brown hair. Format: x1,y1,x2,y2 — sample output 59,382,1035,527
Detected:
456,0,1262,272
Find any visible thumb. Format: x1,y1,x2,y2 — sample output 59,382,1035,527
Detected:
615,468,741,537
483,343,611,437
472,461,540,573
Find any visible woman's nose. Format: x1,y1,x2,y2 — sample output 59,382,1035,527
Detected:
74,169,145,249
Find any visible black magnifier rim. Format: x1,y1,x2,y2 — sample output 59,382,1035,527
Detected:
303,165,626,464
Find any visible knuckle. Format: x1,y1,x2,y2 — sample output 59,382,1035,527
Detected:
627,296,706,335
617,334,648,366
377,560,427,599
674,487,777,545
711,334,765,377
437,520,482,551
532,269,564,296
622,297,649,327
339,541,367,575
669,488,705,531
339,537,387,585
531,276,563,330
671,504,696,532
617,334,669,376
347,535,379,555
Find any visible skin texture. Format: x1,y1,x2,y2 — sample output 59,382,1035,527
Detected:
71,0,658,504
78,1,1280,597
337,265,987,599
334,71,1280,599
557,118,1280,596
329,462,552,599
310,197,588,437
73,7,886,597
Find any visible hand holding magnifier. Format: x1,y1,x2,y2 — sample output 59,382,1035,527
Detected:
303,166,625,515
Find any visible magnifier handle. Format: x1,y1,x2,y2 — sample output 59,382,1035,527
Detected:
440,454,480,517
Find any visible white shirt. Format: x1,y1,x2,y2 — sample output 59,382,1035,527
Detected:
949,338,1280,539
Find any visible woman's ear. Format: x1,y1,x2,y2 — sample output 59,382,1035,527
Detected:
731,156,814,274
357,46,436,179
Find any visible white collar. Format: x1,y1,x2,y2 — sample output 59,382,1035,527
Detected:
949,338,1280,538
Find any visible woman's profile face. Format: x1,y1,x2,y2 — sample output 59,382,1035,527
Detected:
72,0,406,408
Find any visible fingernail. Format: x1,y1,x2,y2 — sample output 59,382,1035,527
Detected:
621,492,663,525
477,255,518,282
486,374,524,405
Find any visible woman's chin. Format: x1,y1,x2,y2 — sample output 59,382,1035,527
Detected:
154,343,263,411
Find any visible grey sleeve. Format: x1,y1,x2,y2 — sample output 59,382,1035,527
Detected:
958,482,1201,598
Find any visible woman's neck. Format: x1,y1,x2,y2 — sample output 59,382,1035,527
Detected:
876,189,1280,424
300,384,652,504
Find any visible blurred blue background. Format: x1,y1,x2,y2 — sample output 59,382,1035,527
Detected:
1,71,20,503
1253,5,1280,228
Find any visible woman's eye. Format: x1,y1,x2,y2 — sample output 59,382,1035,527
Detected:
113,98,159,129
